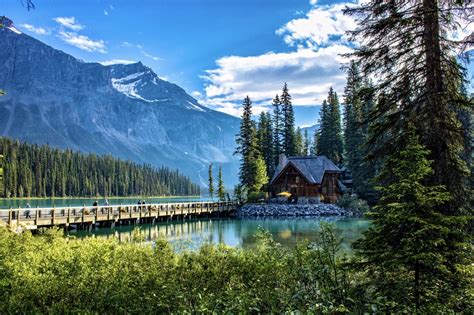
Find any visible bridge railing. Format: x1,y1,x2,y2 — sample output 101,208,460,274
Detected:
0,201,239,227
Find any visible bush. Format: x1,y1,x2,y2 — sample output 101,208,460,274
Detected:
337,194,370,214
0,224,360,313
246,191,266,203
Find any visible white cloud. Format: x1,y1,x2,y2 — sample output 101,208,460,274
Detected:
202,45,351,116
276,2,356,48
53,16,84,31
57,31,107,53
200,0,356,117
104,10,109,16
142,51,160,61
100,59,136,66
20,24,50,35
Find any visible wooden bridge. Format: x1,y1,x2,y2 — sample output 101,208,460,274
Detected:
0,201,239,230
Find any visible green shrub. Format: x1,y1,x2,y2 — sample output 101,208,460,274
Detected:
337,194,370,214
246,191,266,203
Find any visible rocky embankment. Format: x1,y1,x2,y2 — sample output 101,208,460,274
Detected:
237,204,354,217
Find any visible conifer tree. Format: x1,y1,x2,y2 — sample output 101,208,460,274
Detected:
343,62,367,193
353,133,472,312
217,165,225,201
257,111,274,177
281,83,296,156
303,129,310,156
272,94,283,166
310,128,318,156
294,127,303,155
252,155,268,193
344,0,472,211
317,88,344,163
208,163,214,200
235,96,259,190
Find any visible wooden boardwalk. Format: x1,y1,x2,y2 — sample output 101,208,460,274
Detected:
0,201,238,230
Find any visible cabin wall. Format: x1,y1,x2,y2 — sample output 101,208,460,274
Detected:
271,167,341,203
320,172,341,204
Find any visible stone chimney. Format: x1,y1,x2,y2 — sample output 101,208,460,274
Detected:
278,154,287,167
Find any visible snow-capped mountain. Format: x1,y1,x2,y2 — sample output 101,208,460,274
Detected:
0,26,240,186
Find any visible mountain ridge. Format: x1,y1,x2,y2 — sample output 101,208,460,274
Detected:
0,27,240,187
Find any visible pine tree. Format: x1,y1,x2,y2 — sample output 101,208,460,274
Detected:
281,83,296,156
272,94,284,166
303,129,310,156
252,155,268,193
208,163,214,200
257,111,274,177
235,96,259,190
353,133,472,312
344,0,472,212
310,128,318,156
317,88,344,163
217,165,225,201
343,61,367,194
294,127,303,155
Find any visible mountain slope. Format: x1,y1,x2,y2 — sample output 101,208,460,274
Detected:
0,27,240,187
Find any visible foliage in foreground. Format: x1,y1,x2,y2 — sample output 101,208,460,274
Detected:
0,224,355,314
0,221,471,314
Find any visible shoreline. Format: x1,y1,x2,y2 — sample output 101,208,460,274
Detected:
0,195,202,201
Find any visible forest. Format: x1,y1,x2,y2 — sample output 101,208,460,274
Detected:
0,137,200,198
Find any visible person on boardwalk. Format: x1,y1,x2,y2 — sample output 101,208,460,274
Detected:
24,203,32,219
93,200,98,214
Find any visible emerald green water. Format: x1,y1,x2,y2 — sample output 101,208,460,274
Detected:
69,217,370,251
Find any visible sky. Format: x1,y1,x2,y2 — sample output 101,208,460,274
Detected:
2,0,473,126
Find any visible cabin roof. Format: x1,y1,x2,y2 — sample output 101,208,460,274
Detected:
270,155,341,185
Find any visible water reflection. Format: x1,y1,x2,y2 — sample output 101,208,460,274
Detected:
69,217,370,251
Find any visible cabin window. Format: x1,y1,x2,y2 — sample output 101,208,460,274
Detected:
295,176,300,184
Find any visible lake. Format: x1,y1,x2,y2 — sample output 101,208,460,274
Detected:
0,196,211,209
69,217,370,251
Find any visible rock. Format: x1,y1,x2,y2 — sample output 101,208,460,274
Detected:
236,203,354,218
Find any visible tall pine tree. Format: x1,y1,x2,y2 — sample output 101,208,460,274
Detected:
217,165,225,201
353,133,471,312
272,94,284,166
317,88,344,164
208,163,214,200
257,111,274,177
281,83,296,156
235,96,259,190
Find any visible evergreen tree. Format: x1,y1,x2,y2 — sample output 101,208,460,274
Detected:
344,0,472,212
281,83,296,156
257,111,274,177
310,128,318,156
252,155,268,193
353,133,472,312
294,127,303,155
317,100,329,156
343,62,367,194
303,129,310,156
235,96,259,190
217,165,225,201
317,88,344,163
272,94,284,166
208,163,214,200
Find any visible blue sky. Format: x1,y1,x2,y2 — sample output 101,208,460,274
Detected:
3,0,473,126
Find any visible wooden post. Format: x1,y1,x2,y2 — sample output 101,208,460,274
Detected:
35,207,38,226
52,208,55,225
8,207,12,226
67,208,70,225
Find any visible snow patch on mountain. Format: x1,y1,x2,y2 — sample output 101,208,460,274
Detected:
186,100,206,112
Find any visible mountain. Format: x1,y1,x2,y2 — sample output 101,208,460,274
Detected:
0,26,240,187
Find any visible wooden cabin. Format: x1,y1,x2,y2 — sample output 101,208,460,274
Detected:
270,155,346,204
